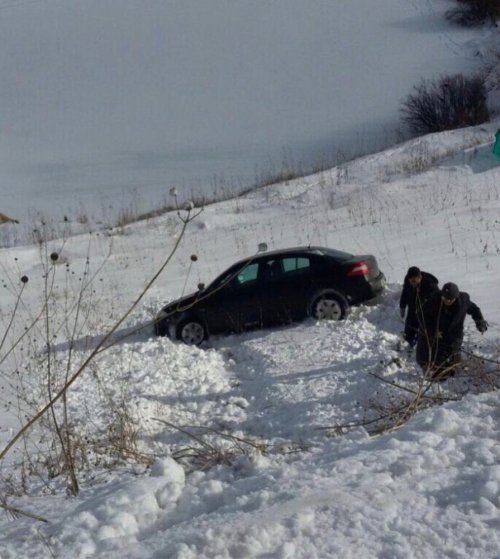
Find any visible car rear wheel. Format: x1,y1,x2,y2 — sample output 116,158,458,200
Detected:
176,319,206,345
311,294,347,321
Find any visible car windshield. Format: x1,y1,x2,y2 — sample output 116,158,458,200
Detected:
207,260,253,290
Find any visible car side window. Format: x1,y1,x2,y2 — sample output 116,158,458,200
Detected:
282,256,310,273
234,263,259,286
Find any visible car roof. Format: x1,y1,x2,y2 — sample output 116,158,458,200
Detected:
231,246,354,267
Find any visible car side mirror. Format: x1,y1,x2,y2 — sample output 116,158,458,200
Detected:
197,282,205,291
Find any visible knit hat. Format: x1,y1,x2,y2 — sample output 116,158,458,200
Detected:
441,282,459,300
407,266,421,278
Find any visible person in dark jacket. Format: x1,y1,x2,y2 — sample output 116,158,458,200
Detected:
416,282,488,379
399,266,439,348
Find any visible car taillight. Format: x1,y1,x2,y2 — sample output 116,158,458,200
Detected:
347,261,369,276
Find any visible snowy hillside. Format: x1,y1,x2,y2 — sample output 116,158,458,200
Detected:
1,122,500,558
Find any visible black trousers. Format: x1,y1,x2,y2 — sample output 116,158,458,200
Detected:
403,311,419,346
416,333,462,377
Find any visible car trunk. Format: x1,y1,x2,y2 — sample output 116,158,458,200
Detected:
343,254,381,280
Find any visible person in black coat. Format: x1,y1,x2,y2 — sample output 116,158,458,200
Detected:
399,266,439,348
416,282,488,378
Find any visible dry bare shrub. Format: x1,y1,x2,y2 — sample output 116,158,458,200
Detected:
0,204,200,499
446,0,500,26
319,349,499,439
401,74,490,136
154,419,271,472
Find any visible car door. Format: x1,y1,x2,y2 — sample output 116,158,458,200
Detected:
257,255,313,325
228,262,264,330
201,261,263,333
275,255,313,320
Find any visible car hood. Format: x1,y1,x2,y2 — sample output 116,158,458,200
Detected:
161,291,201,315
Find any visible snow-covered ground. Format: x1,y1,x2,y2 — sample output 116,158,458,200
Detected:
1,1,500,556
1,121,500,557
1,0,495,228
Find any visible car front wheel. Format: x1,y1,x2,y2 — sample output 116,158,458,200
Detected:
176,319,207,345
311,293,347,321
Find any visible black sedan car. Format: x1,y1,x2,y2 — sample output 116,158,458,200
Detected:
154,246,385,344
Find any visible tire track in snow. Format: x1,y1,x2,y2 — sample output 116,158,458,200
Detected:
212,292,412,443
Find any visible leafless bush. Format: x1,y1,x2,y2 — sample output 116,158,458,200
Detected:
154,418,271,472
319,349,499,438
446,0,500,26
400,74,490,136
0,203,200,500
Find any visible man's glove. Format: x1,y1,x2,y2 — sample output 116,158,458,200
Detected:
475,319,488,334
400,308,405,319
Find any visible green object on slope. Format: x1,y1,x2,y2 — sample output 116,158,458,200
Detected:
494,130,500,158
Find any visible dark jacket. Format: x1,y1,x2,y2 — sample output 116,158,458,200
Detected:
420,291,484,350
399,271,439,316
